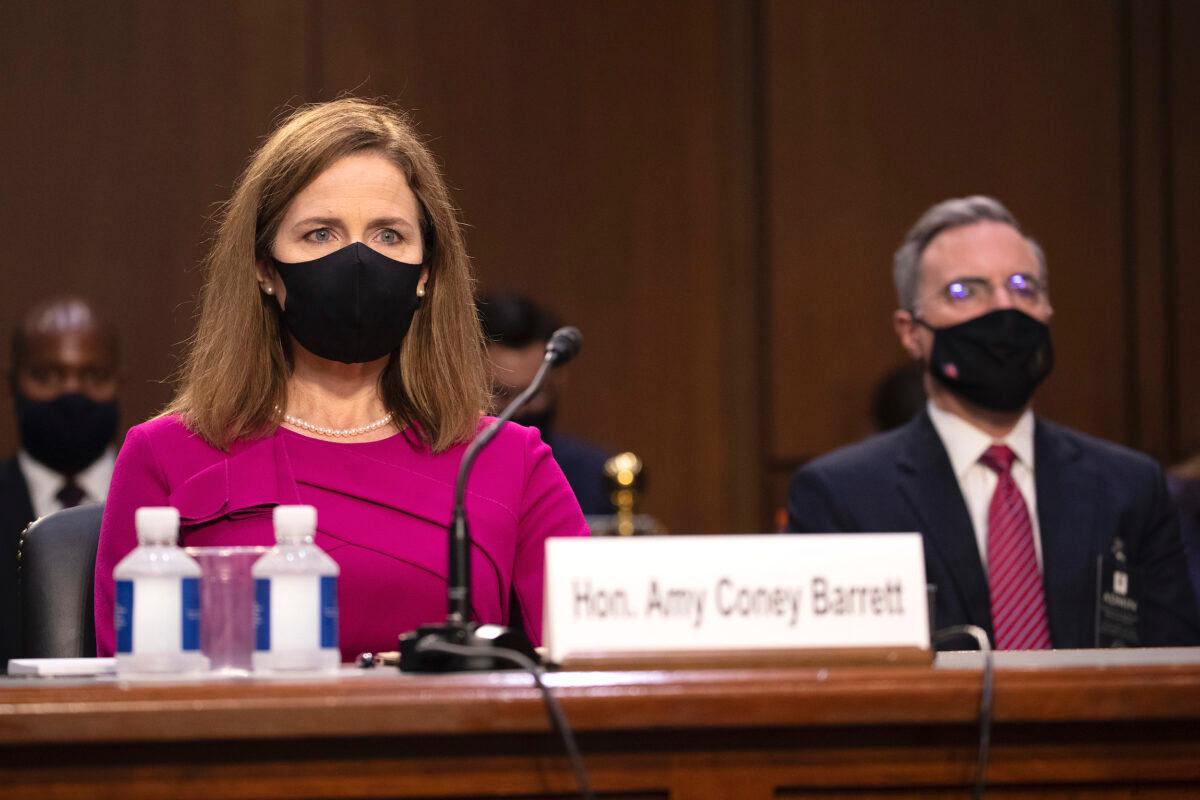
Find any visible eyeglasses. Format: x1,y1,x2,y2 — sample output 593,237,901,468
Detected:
934,272,1047,312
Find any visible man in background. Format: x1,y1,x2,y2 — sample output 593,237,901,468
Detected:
2,296,120,667
788,196,1199,649
477,293,614,516
1168,454,1200,611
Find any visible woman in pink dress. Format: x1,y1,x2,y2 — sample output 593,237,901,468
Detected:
94,99,589,661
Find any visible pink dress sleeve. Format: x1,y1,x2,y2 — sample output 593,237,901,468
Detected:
94,425,172,656
512,425,591,645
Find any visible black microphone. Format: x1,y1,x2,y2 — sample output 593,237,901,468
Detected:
398,327,583,672
547,326,582,366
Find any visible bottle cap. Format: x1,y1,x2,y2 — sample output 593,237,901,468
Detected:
135,506,180,545
273,504,317,542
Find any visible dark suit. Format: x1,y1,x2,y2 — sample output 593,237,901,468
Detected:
1,458,36,669
1168,474,1200,612
545,432,614,517
787,411,1200,649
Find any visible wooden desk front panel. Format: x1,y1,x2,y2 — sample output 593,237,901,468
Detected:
0,664,1197,799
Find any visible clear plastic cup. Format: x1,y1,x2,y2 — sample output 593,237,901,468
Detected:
184,546,269,675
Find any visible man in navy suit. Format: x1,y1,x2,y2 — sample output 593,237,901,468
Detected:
787,196,1200,649
477,293,614,517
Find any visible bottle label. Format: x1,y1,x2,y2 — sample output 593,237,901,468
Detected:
320,576,338,649
181,577,201,652
254,578,270,651
115,580,133,654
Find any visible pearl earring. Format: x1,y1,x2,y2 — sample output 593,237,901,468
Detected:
416,285,426,298
264,286,274,295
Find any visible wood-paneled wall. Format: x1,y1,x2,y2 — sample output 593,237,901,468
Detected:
1,1,1194,532
1172,1,1200,460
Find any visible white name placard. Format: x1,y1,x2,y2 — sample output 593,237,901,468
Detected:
543,534,929,664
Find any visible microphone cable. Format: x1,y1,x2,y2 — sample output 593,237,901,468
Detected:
415,638,594,800
417,631,987,800
933,624,994,800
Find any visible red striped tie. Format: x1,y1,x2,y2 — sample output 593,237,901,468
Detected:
981,445,1052,650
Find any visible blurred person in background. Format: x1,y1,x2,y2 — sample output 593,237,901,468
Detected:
477,293,614,516
788,196,1200,649
1168,452,1200,610
2,296,120,669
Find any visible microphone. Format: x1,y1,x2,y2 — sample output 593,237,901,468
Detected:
546,326,582,366
398,327,583,672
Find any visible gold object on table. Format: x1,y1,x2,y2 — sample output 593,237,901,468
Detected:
604,452,643,536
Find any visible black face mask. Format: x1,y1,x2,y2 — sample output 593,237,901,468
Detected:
917,308,1054,412
273,242,424,364
16,393,119,475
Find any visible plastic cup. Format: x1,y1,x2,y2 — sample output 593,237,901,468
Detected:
184,546,269,675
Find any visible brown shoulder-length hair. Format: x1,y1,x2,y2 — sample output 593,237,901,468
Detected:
167,98,487,451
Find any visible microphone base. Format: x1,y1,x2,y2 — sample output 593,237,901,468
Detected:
397,621,540,673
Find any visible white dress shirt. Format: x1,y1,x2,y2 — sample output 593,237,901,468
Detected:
17,447,116,520
925,401,1042,571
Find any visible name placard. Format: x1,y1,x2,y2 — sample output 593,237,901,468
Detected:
543,534,929,664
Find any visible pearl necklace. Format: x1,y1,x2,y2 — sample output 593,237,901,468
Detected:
276,407,394,438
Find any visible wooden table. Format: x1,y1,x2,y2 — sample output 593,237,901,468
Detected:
1,653,1198,799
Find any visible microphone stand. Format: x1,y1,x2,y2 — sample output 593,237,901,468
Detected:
399,329,580,672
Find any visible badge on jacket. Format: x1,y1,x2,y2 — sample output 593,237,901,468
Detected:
1095,536,1139,647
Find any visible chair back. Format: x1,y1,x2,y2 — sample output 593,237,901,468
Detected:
18,503,104,658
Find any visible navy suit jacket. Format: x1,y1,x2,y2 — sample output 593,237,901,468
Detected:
544,432,614,517
0,457,36,669
787,412,1200,649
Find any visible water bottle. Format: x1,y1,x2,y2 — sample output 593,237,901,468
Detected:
113,507,207,676
252,505,340,672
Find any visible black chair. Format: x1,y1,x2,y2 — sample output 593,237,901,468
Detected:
18,503,104,658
